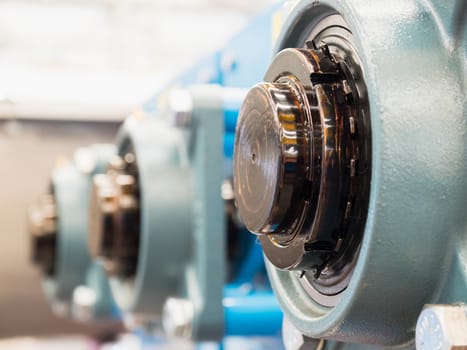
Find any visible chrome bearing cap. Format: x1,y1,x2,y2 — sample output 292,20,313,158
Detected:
234,47,371,279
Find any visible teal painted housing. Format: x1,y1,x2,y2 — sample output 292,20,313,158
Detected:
109,117,195,325
261,0,466,348
110,87,226,341
42,144,120,323
111,86,283,342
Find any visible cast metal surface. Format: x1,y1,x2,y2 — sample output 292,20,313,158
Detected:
236,0,466,347
29,144,118,320
90,117,194,331
283,317,324,350
162,298,194,339
104,88,274,341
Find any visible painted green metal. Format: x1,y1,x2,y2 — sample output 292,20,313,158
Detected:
263,0,466,348
80,261,120,321
110,87,226,340
182,86,226,340
43,163,91,309
43,144,118,321
109,117,193,321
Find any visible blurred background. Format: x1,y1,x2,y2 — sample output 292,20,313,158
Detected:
0,0,274,347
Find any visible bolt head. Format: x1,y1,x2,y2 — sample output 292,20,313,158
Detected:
72,285,97,322
74,147,97,174
282,317,323,350
168,89,193,127
416,305,467,350
162,298,194,339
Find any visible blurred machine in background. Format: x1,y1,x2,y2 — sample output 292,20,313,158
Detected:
0,0,276,341
29,144,120,325
0,119,121,338
26,3,285,349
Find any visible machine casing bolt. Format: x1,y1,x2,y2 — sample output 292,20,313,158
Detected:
162,298,194,339
282,317,324,350
416,304,467,350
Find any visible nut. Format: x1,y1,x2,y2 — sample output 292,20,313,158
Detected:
282,317,324,350
162,298,194,339
416,304,467,350
72,285,97,322
168,89,193,127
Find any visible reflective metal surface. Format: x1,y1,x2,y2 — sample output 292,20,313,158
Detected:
234,39,371,306
29,194,58,277
89,152,140,279
234,81,309,236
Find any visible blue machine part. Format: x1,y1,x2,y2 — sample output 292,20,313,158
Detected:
82,2,288,341
218,2,282,88
223,287,282,337
197,337,285,350
139,2,281,119
29,144,120,323
141,52,222,116
88,85,283,342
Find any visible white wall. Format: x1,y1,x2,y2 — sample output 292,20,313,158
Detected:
0,0,276,121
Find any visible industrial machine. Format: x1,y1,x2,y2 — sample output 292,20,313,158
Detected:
29,144,121,324
28,5,285,346
27,1,467,348
233,0,466,349
82,5,286,345
88,86,283,344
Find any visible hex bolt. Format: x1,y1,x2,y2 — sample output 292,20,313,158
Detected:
72,285,97,322
73,147,97,174
221,179,235,201
168,89,193,128
282,317,324,350
162,298,194,339
416,304,467,350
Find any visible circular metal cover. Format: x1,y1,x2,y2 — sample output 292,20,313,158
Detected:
234,82,308,235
